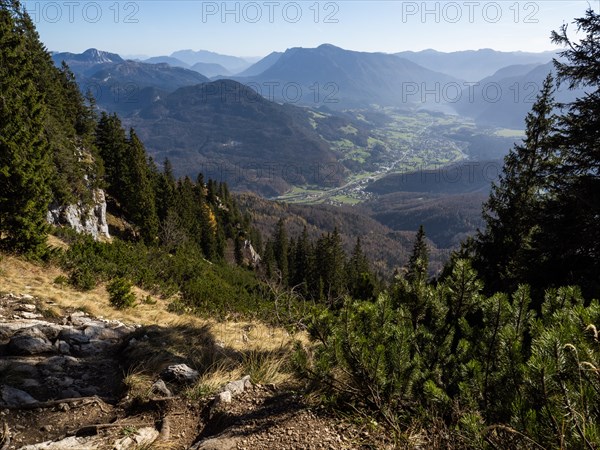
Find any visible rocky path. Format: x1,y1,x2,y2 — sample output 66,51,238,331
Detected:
0,293,390,449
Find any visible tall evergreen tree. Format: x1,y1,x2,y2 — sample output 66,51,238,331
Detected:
96,113,129,200
293,226,310,296
125,130,159,242
0,2,52,254
475,76,557,295
273,218,289,284
315,228,346,305
407,225,429,283
347,237,375,300
540,9,600,297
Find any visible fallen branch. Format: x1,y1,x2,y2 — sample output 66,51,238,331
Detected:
157,415,171,442
4,395,113,412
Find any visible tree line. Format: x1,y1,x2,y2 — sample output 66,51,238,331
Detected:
0,1,250,262
260,219,379,304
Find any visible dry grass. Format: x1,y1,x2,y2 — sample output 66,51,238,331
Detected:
0,251,305,392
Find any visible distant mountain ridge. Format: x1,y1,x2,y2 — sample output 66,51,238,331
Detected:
237,44,460,109
236,52,282,77
52,48,124,76
51,48,210,115
190,62,231,78
143,56,190,68
395,49,557,81
455,62,585,128
170,49,250,73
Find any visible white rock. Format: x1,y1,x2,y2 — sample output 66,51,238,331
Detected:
151,379,172,397
19,436,98,449
46,188,110,241
18,311,43,320
216,390,232,404
223,375,252,396
113,427,159,450
16,304,36,312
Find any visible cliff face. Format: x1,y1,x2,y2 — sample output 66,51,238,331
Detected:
47,189,110,240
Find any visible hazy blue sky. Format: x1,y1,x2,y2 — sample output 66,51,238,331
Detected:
23,1,598,57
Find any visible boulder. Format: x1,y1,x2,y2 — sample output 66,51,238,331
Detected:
0,385,38,407
113,427,159,450
19,436,98,449
151,379,172,397
160,364,199,384
58,328,90,345
7,327,54,355
16,304,36,312
222,375,252,396
216,390,232,404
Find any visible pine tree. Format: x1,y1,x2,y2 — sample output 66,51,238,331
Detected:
407,225,429,283
96,113,129,200
272,219,289,284
155,158,176,223
263,240,276,279
293,226,310,296
0,2,53,254
539,9,600,297
125,129,159,242
234,235,244,266
347,237,375,300
475,76,557,295
315,228,346,305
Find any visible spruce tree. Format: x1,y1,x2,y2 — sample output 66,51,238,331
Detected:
540,8,600,297
96,113,129,200
315,228,346,305
475,76,557,295
0,2,52,254
125,130,159,242
347,237,375,300
293,226,310,296
407,225,429,283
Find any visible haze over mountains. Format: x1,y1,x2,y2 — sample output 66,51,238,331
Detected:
52,45,567,121
395,49,557,81
50,44,575,199
46,43,584,253
235,44,460,109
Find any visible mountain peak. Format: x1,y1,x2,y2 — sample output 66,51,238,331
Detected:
317,43,342,50
81,48,123,63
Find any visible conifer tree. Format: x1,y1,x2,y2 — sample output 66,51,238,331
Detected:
154,159,176,223
125,130,159,242
315,228,346,305
293,226,310,296
347,237,375,300
234,235,244,266
0,2,52,254
407,225,429,283
475,76,557,295
273,218,289,284
96,113,129,199
539,8,600,297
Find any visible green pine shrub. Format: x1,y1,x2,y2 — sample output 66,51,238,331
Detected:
107,277,136,309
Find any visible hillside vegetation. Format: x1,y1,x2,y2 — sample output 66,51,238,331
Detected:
1,1,600,448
